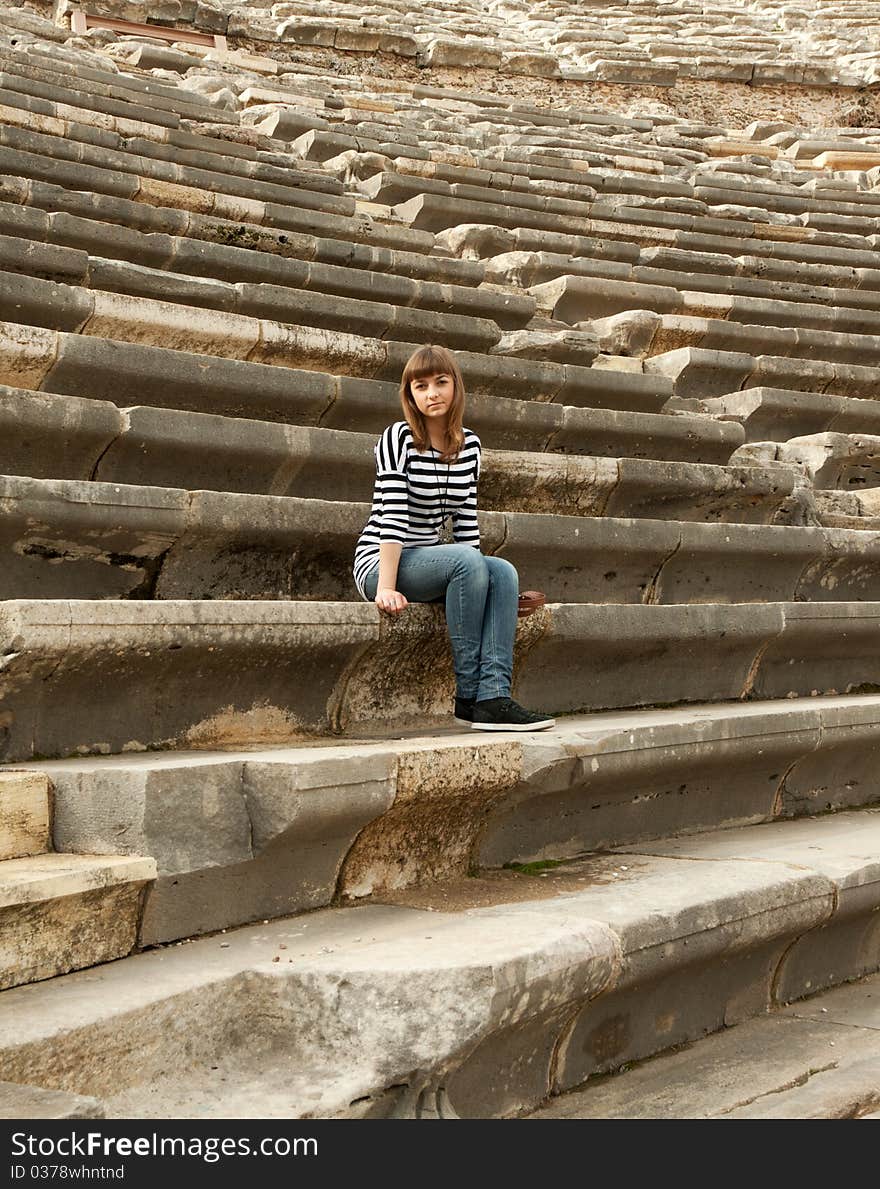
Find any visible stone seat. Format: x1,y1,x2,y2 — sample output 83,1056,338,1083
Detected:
0,88,345,198
5,474,879,603
0,120,357,219
1,272,508,367
438,214,880,273
0,47,234,128
637,315,880,367
1,803,880,1116
0,852,156,991
14,695,880,944
395,192,876,258
649,346,880,402
530,968,880,1119
675,387,880,442
1,178,482,289
0,142,430,255
0,318,674,413
2,263,507,356
0,370,732,480
2,599,880,762
0,220,535,333
539,277,880,340
732,433,880,491
488,249,880,317
0,769,155,991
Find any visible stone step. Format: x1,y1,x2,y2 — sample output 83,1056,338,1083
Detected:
0,244,510,353
0,383,736,489
0,403,795,522
0,772,49,861
0,852,156,991
2,474,875,603
692,388,880,443
0,85,344,197
0,120,357,219
14,695,880,944
732,433,880,492
0,48,230,128
638,244,880,297
395,192,876,258
365,156,880,230
812,490,880,531
0,143,432,256
441,214,880,278
487,248,880,318
1,807,879,1116
1,175,483,289
648,345,880,403
0,45,235,124
0,272,504,375
561,280,880,339
0,319,674,414
1,599,880,762
528,935,880,1119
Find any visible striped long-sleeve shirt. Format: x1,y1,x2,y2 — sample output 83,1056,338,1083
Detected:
352,421,482,599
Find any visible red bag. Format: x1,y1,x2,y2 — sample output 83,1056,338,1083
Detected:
517,590,546,618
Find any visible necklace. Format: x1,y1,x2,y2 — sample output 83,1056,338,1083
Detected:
430,443,452,544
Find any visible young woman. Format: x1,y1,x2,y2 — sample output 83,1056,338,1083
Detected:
353,344,555,732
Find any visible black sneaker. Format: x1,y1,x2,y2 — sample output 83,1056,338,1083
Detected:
471,697,555,732
454,697,475,724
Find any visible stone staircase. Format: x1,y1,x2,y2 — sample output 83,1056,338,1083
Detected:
2,0,880,1121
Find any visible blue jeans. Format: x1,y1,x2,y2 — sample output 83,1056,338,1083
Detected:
363,545,519,702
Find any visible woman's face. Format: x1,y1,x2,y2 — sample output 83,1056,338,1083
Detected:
409,372,455,423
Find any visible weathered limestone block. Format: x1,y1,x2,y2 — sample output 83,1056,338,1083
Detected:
697,388,880,444
479,703,828,865
155,490,369,600
732,434,880,491
0,600,379,761
753,604,880,699
0,319,59,389
531,275,682,323
422,39,503,69
0,853,155,990
497,513,677,605
45,746,395,944
779,701,880,816
0,386,124,481
654,522,827,605
514,602,786,715
0,475,188,599
552,857,832,1089
489,328,599,366
0,899,618,1116
0,772,50,861
338,740,521,899
795,528,880,601
634,812,880,1006
603,457,797,525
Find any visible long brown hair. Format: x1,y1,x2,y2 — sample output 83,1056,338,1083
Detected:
399,344,466,462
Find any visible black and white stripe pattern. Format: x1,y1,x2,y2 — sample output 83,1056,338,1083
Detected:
353,421,482,598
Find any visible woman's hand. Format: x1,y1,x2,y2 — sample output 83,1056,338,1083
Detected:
375,587,408,615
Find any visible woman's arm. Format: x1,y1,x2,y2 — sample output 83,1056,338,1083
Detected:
376,542,408,614
452,437,481,550
373,425,410,614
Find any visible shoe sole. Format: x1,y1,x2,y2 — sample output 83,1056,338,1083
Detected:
453,715,474,726
471,719,556,732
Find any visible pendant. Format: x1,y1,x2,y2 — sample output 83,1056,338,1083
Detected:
438,516,453,544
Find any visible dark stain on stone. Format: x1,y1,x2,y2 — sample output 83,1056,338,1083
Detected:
583,1013,631,1065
